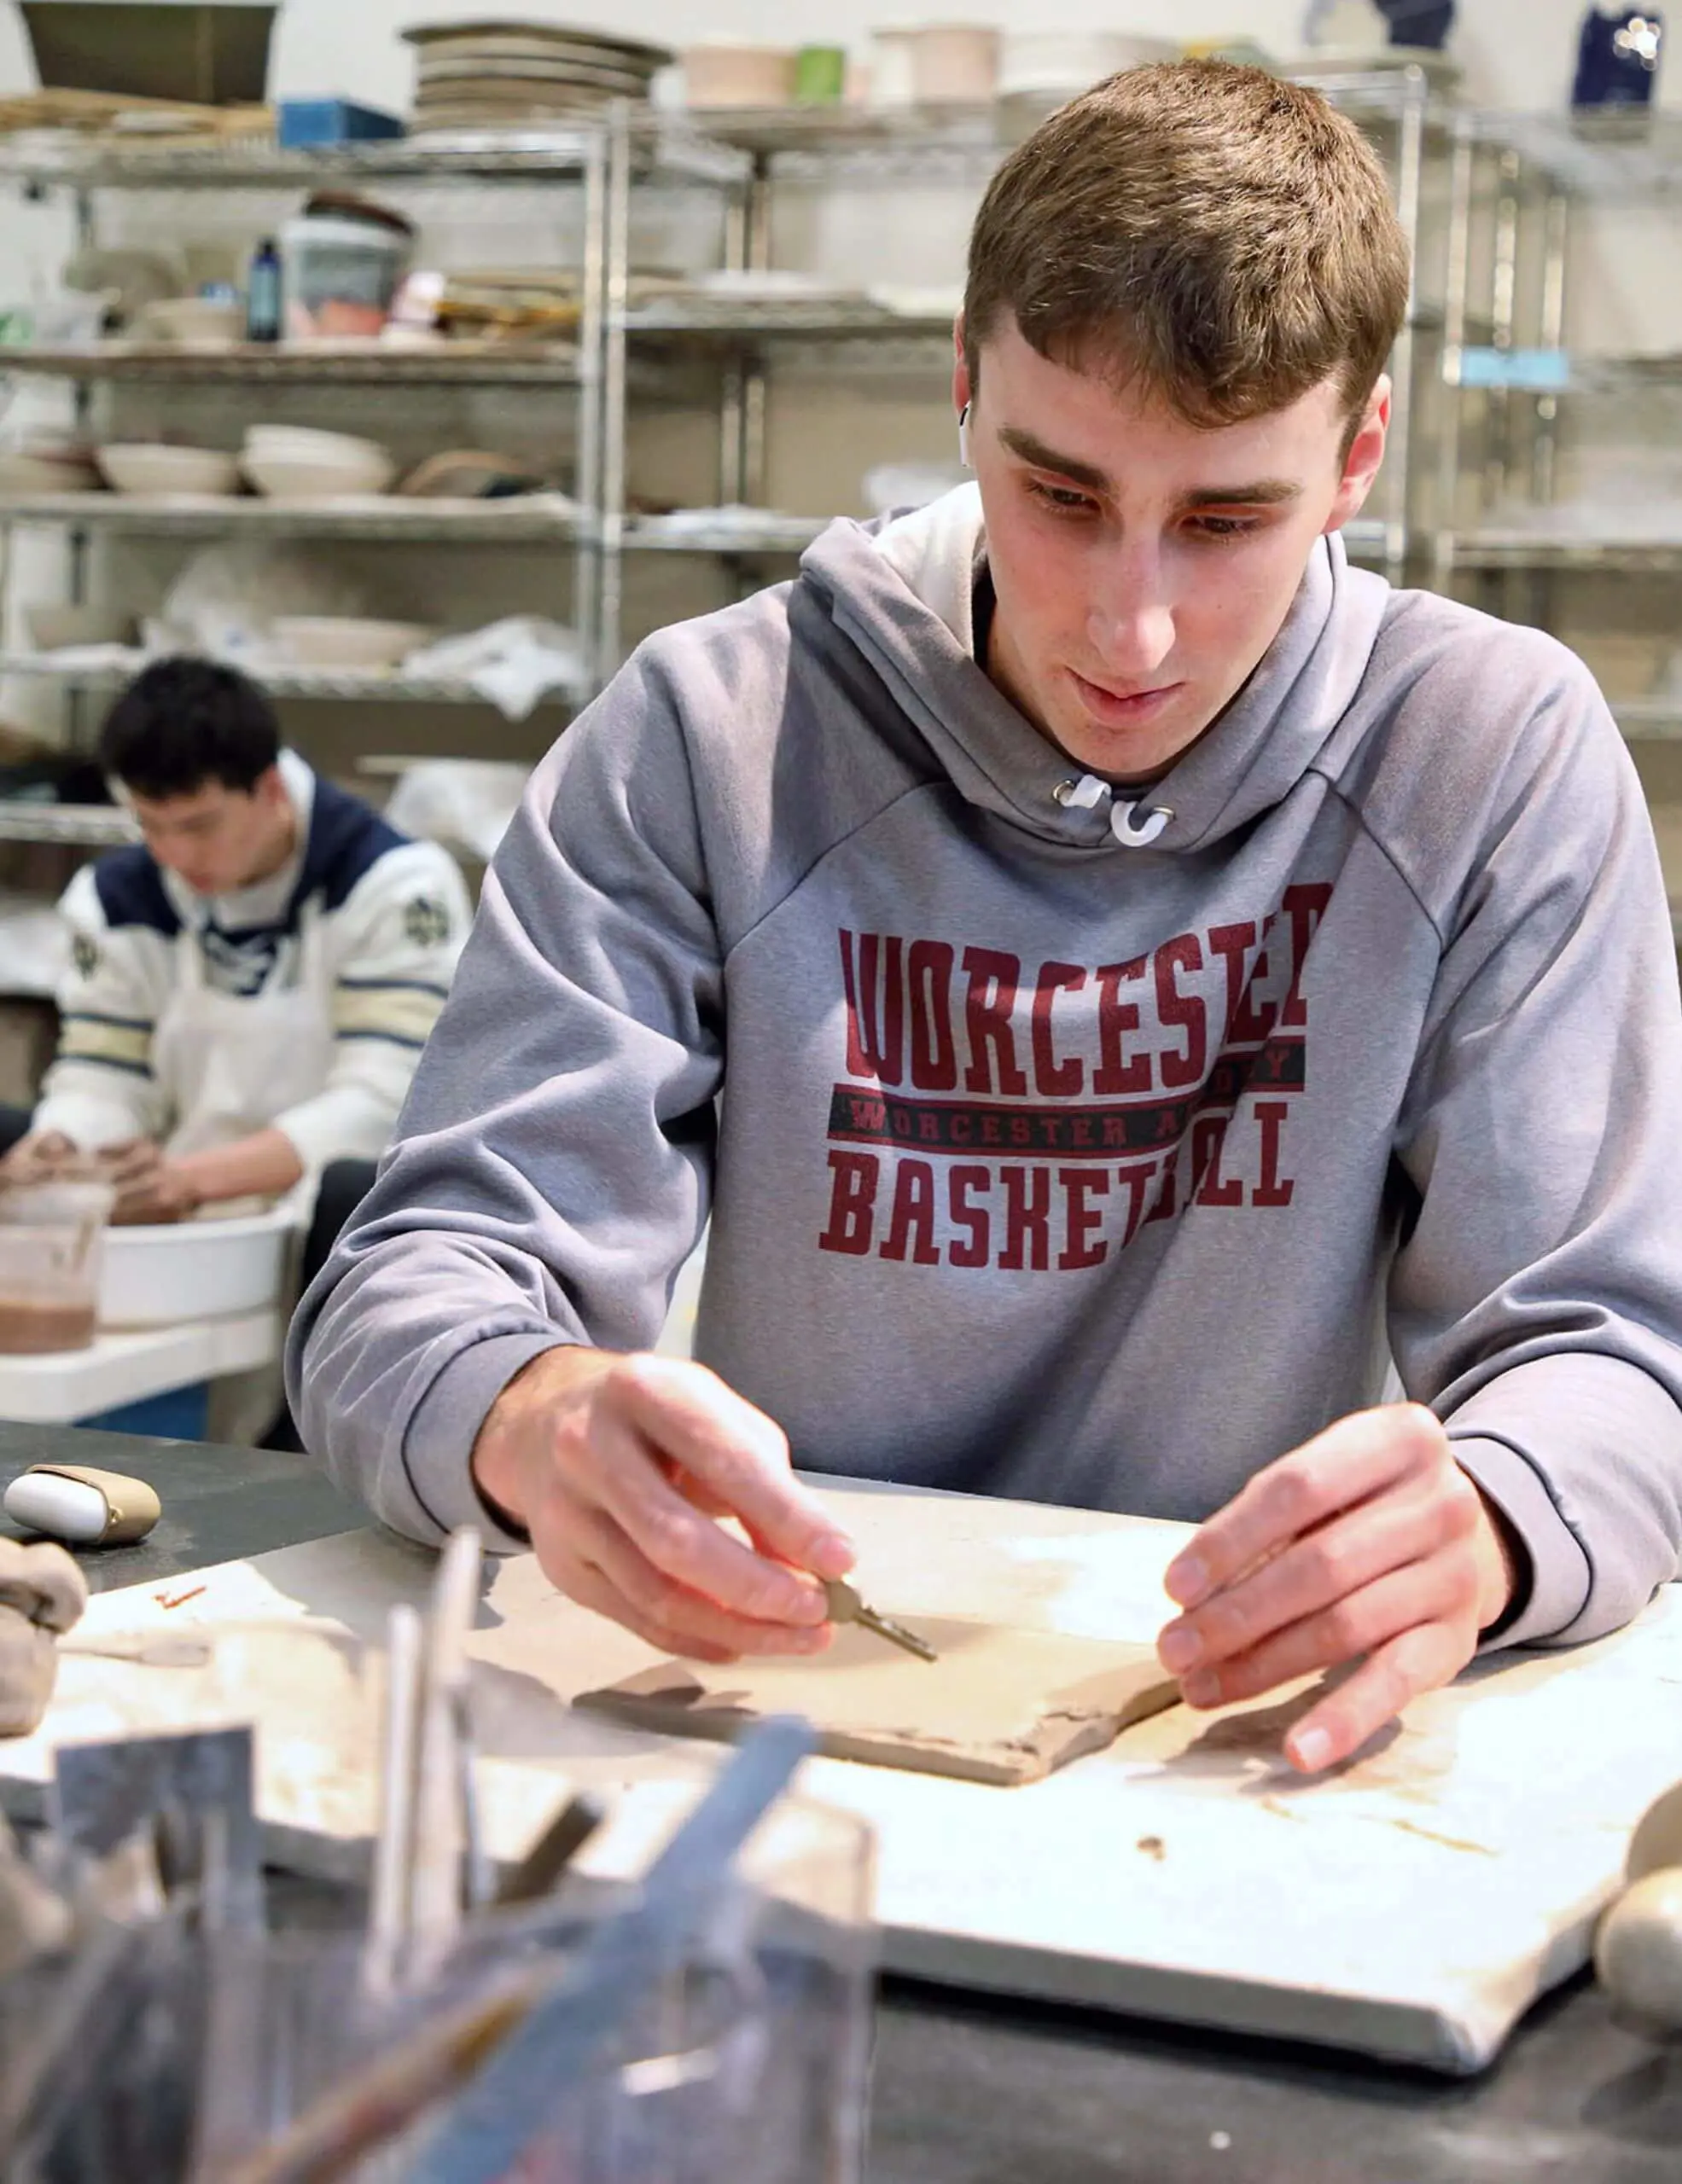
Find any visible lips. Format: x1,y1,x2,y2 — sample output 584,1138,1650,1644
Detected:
1068,669,1182,722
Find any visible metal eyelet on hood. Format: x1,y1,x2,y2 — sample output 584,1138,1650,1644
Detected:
1052,772,1173,846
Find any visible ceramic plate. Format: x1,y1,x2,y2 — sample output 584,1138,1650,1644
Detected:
403,21,673,68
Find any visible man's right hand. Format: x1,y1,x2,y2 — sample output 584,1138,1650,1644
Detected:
469,1348,857,1663
0,1130,77,1180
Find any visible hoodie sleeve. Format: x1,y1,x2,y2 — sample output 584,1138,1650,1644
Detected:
1388,660,1682,1650
32,864,172,1149
286,651,723,1549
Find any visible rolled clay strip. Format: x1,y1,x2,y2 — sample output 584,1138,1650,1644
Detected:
0,1538,88,1738
1596,1867,1682,2035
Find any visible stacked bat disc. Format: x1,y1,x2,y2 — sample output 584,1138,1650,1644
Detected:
403,20,674,136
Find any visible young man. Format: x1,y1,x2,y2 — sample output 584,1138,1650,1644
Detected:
289,64,1682,1774
3,658,469,1285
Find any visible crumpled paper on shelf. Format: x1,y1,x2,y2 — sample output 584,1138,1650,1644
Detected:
383,759,532,863
400,615,587,720
0,891,71,999
0,1538,86,1740
153,541,371,661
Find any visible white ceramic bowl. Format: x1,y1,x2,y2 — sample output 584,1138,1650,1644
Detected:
272,616,435,670
96,443,242,497
99,1208,296,1328
243,451,397,500
243,424,392,465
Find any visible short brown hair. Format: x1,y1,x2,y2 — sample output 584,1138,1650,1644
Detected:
963,61,1411,434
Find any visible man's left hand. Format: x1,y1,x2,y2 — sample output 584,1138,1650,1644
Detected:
106,1142,201,1225
1156,1404,1519,1774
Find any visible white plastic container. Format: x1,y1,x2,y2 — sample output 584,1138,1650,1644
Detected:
99,1208,295,1328
867,26,918,107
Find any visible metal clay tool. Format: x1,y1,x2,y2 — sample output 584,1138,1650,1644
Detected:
824,1577,938,1662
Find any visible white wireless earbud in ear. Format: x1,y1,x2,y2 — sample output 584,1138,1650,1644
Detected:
957,404,972,468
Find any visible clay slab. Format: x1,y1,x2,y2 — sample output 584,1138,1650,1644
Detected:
576,1618,1179,1784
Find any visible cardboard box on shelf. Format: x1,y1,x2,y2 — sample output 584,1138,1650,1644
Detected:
19,1,276,107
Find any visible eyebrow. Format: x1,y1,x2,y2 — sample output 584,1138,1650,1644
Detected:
995,425,1305,509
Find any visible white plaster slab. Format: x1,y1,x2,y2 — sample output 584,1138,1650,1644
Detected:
3,1479,1679,2073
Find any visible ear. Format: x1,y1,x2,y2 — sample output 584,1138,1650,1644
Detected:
1324,376,1390,534
952,311,974,432
253,762,288,812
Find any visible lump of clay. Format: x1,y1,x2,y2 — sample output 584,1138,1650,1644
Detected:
1627,1781,1682,1885
0,1537,88,1736
1596,1867,1682,2035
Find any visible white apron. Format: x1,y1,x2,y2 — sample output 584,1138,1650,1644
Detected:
152,899,334,1220
151,904,332,1441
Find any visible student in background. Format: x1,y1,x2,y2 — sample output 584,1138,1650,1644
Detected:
1,657,469,1314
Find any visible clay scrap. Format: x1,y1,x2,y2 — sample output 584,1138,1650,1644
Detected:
0,1539,87,1739
575,1616,1179,1786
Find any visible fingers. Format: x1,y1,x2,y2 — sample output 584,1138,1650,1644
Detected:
1159,1469,1481,1679
1282,1620,1475,1774
1175,1553,1480,1715
99,1140,160,1187
1163,1405,1450,1610
556,1554,739,1665
607,1356,855,1583
566,1505,834,1661
509,1353,858,1658
589,1415,831,1629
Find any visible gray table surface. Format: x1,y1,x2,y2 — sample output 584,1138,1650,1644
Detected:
3,1421,1678,2182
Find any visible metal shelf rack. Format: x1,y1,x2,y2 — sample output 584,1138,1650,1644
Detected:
1433,109,1682,588
0,649,583,707
0,491,587,541
0,801,133,846
0,124,744,189
0,341,582,386
0,118,702,804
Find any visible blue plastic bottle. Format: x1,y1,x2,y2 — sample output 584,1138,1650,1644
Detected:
246,236,283,344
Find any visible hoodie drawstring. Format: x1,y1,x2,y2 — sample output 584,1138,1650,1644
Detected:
1053,773,1173,848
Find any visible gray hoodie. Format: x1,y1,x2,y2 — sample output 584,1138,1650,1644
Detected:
288,485,1682,1652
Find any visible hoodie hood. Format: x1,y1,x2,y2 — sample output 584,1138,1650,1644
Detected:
798,482,1391,856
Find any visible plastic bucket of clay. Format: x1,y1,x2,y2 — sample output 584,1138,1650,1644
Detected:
0,1179,114,1353
282,210,412,340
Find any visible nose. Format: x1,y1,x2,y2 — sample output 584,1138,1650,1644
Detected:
1085,543,1177,680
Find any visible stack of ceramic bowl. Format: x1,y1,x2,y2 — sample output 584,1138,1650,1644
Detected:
96,444,242,497
402,20,673,135
241,425,396,501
